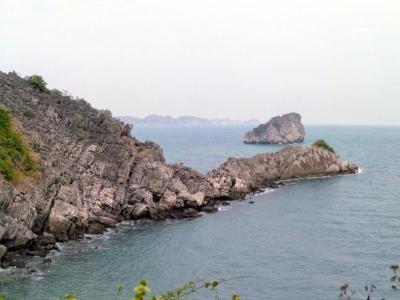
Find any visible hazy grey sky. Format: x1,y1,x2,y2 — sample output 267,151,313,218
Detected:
1,0,399,124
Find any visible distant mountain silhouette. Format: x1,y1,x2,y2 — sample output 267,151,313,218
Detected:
120,115,259,127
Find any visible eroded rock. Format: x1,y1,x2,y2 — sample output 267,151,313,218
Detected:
244,112,305,144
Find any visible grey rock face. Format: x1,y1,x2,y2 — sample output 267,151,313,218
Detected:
0,245,7,259
244,112,305,144
207,145,358,199
0,72,357,264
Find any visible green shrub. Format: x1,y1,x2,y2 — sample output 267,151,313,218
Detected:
253,124,267,136
26,75,47,91
23,108,35,119
76,128,90,140
50,89,62,97
0,107,36,182
0,202,9,214
313,139,335,153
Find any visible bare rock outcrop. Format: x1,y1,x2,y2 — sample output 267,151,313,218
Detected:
207,145,358,199
244,112,305,144
0,72,357,267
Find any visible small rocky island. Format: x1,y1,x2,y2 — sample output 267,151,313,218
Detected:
0,72,357,268
244,112,305,144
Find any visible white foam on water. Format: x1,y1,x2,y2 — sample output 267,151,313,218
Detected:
84,233,102,239
99,228,117,240
32,269,47,281
46,248,61,259
218,205,231,211
0,265,16,274
118,220,135,227
244,187,278,200
259,188,277,195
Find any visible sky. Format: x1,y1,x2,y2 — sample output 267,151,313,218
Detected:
1,0,399,125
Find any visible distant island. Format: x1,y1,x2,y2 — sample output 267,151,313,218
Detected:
119,115,259,127
244,112,305,144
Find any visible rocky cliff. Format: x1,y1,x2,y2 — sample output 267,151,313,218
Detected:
0,72,357,268
244,112,305,144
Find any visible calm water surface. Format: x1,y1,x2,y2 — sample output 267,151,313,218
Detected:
2,125,400,300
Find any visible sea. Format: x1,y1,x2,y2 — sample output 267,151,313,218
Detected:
1,125,400,300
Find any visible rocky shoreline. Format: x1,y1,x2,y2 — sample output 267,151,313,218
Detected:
0,71,358,269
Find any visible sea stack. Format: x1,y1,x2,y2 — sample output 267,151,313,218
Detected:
243,112,305,144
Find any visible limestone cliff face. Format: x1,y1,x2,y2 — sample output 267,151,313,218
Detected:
0,72,212,251
244,112,305,144
0,72,357,266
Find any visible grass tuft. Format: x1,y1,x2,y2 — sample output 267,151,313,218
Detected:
0,107,37,182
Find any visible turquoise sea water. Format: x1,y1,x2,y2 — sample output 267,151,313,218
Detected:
2,125,400,299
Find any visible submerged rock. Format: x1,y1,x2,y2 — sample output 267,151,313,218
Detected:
42,257,52,266
201,205,219,213
244,112,305,144
182,208,202,218
1,252,26,268
0,71,358,266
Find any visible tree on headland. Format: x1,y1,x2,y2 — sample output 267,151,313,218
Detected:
25,74,47,91
313,139,335,153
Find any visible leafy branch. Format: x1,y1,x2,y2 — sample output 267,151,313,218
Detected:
0,277,244,300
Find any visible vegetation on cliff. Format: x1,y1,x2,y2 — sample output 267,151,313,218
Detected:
25,74,47,91
0,107,36,181
313,139,335,153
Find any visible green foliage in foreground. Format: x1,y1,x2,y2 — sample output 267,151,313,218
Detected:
1,264,400,300
26,74,47,91
0,107,36,182
313,139,335,153
129,278,241,300
2,264,400,300
0,278,241,300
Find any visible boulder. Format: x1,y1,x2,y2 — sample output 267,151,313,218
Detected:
87,222,105,235
201,205,218,213
38,232,56,246
179,191,205,207
182,208,201,218
0,244,7,260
